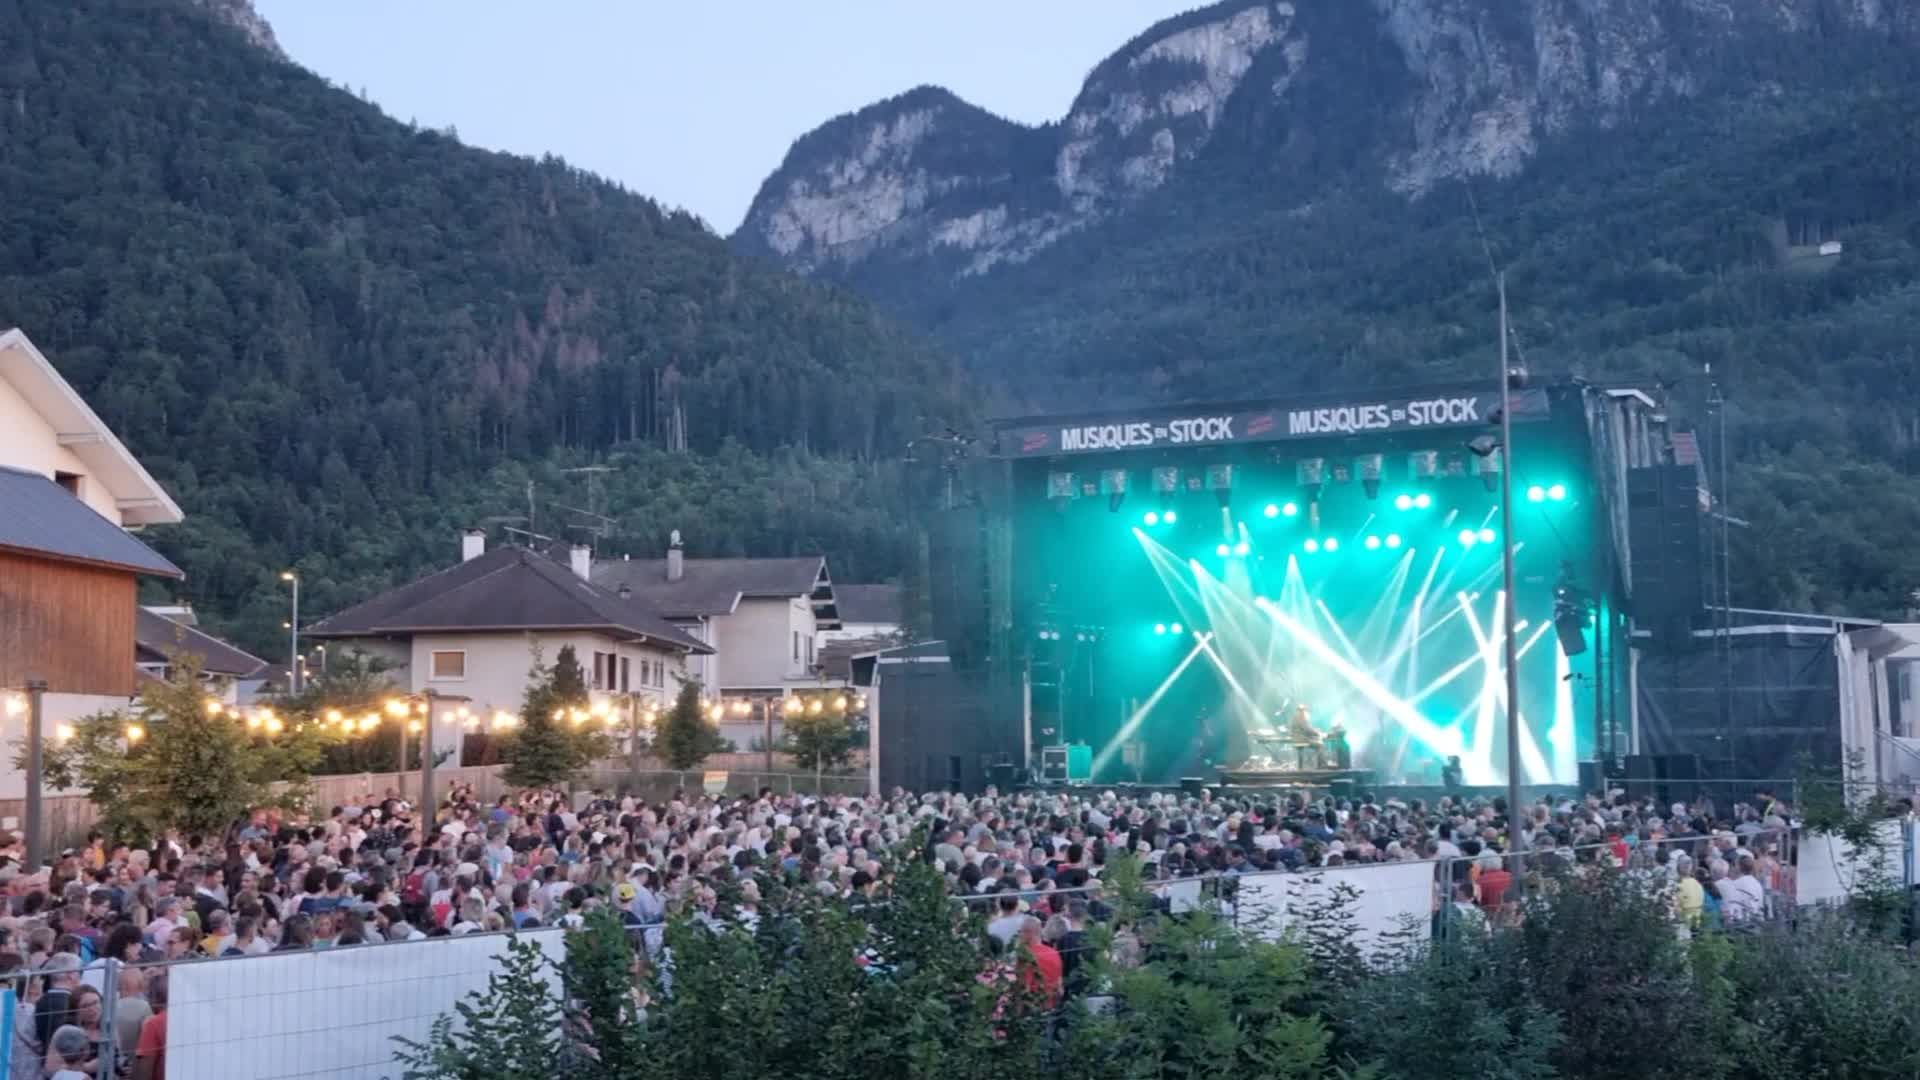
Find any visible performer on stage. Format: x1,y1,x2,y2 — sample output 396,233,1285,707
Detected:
1285,704,1322,769
1324,721,1351,770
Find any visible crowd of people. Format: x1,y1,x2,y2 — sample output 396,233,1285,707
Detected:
0,775,1827,1075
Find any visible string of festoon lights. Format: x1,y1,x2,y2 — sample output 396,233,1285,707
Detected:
1,689,869,747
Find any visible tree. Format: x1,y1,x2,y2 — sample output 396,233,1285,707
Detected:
31,657,325,842
656,680,723,771
781,706,854,773
502,646,603,790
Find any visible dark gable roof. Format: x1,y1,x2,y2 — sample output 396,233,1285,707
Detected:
136,607,267,677
0,465,181,576
306,546,711,653
592,556,833,619
833,584,903,626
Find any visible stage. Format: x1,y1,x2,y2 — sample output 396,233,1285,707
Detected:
967,381,1659,793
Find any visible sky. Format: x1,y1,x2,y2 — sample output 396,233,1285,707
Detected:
256,2,1197,235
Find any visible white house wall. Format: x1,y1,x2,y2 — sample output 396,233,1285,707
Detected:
0,692,130,800
719,597,817,691
0,372,124,524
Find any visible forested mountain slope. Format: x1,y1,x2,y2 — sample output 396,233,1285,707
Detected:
741,0,1920,617
0,0,962,652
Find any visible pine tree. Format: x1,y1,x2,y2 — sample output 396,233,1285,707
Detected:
657,680,721,771
503,646,596,790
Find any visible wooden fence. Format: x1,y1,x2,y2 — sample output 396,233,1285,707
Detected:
1,754,869,848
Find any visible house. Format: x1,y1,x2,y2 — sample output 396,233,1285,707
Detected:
305,533,712,757
0,329,188,799
820,584,905,644
592,534,839,748
136,606,268,703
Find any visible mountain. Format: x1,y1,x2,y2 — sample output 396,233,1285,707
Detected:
737,0,1920,618
0,0,963,654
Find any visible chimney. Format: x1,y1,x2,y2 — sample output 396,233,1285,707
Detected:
666,529,685,583
569,543,592,581
461,529,486,562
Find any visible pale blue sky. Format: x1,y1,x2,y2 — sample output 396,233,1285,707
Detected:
257,2,1196,234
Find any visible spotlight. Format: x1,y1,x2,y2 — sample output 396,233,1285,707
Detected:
1478,527,1496,544
1264,504,1280,519
1365,535,1381,550
1385,533,1403,549
1467,433,1500,458
1476,449,1501,492
1169,622,1184,635
1233,541,1251,557
1304,539,1320,554
1358,453,1384,500
1208,464,1234,509
1526,485,1546,503
1394,494,1414,511
1295,458,1324,515
1154,623,1167,636
1216,542,1232,557
1047,471,1076,502
1281,502,1299,517
1102,469,1129,513
1409,450,1439,480
1163,509,1178,524
1458,529,1479,547
1414,493,1432,509
1143,511,1160,526
1323,537,1339,552
1548,483,1568,502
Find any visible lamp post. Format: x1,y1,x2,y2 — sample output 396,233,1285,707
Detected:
15,682,46,870
279,571,300,694
1497,273,1525,857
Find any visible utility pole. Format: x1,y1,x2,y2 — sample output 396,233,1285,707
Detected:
280,571,300,694
1497,273,1525,856
25,680,45,871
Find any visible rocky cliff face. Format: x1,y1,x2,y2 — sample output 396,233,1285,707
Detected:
735,0,1914,279
186,0,283,58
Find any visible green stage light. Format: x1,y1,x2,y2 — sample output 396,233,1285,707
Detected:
1233,541,1251,557
1282,502,1299,517
1169,622,1184,635
1548,483,1567,501
1394,494,1413,511
1216,542,1231,557
1365,535,1381,550
1304,538,1320,554
1323,537,1340,552
1263,503,1280,518
1143,511,1160,525
1414,493,1432,509
1526,485,1546,503
1458,529,1478,547
1478,527,1496,543
1154,623,1167,635
1385,533,1403,549
1163,509,1178,524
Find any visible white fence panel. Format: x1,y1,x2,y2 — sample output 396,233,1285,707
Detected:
1233,861,1435,954
165,929,564,1080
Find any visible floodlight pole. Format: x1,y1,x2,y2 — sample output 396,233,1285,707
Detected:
1497,273,1525,857
25,680,46,872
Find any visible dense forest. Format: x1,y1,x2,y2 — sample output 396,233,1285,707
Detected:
756,27,1920,618
0,0,965,655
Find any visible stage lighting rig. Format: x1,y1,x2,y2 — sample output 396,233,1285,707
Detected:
1358,453,1384,500
1101,469,1129,513
1553,563,1595,656
1207,464,1234,509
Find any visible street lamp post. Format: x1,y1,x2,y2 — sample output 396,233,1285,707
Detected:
280,571,300,694
419,689,436,818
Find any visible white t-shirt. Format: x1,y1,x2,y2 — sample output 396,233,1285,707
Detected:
1721,874,1765,921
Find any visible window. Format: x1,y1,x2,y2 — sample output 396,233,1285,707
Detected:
620,657,632,693
429,650,466,680
792,632,800,662
53,471,83,499
805,636,814,667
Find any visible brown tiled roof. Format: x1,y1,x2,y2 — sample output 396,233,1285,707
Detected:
306,547,710,653
136,608,268,677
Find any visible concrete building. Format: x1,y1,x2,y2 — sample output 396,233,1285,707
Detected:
305,534,711,759
593,534,839,749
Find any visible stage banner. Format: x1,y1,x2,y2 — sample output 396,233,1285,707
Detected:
997,387,1550,458
167,929,566,1080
